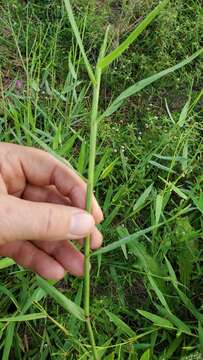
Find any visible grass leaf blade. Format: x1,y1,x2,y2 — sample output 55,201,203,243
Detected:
63,0,96,84
93,224,160,256
133,183,153,212
99,0,169,69
2,323,15,360
37,276,85,321
0,313,47,322
0,258,15,270
137,309,174,329
105,310,137,337
102,49,203,118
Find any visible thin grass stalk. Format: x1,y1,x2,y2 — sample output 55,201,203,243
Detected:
84,66,102,360
84,28,109,360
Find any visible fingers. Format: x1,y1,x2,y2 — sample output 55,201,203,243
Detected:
2,143,103,223
23,185,103,249
0,241,66,280
0,175,7,194
33,240,85,277
78,227,103,250
23,184,71,206
0,195,96,246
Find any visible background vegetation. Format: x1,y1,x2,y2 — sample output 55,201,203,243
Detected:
0,0,202,359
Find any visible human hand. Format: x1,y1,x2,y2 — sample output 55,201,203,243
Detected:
0,143,103,280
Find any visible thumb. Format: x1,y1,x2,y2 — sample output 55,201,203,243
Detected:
0,195,95,246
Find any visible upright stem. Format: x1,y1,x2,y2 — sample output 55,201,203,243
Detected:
84,65,102,360
84,27,109,360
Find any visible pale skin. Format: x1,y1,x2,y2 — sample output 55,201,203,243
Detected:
0,143,103,280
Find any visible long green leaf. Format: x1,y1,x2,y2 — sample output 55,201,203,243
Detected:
133,183,153,212
68,283,83,336
155,193,163,225
0,313,47,322
198,322,203,353
0,257,15,270
105,310,137,338
178,97,191,127
99,0,169,69
163,336,183,360
140,349,151,360
101,49,203,118
0,285,18,309
148,275,170,313
63,0,96,85
2,323,15,360
156,305,191,335
137,310,174,329
37,276,85,321
92,224,161,256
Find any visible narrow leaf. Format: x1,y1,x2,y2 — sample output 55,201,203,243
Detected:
2,323,15,360
63,0,96,84
133,183,153,212
148,275,170,313
68,283,83,336
163,336,183,360
100,158,119,179
198,322,203,353
0,258,15,270
155,193,163,225
0,313,47,322
99,0,169,69
77,141,87,174
102,49,203,118
93,224,161,256
191,194,203,214
105,310,137,338
149,160,176,174
156,305,191,335
140,349,151,360
178,97,191,127
137,310,174,329
37,276,85,321
94,150,110,184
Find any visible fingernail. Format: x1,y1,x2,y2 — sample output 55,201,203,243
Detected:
70,212,94,237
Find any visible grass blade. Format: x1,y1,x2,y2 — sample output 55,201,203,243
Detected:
148,275,170,313
63,0,96,85
133,183,153,212
198,322,203,353
93,224,160,256
155,193,163,225
165,258,203,323
68,283,83,336
156,305,191,335
137,310,174,329
162,336,183,360
98,0,169,69
0,313,47,322
101,49,203,118
177,97,191,127
191,194,203,214
140,349,151,360
0,258,15,270
36,276,85,321
2,323,15,360
105,310,137,338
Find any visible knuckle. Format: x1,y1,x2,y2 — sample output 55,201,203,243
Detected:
43,207,55,238
0,197,12,245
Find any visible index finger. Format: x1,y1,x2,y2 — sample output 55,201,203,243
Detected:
12,144,103,224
